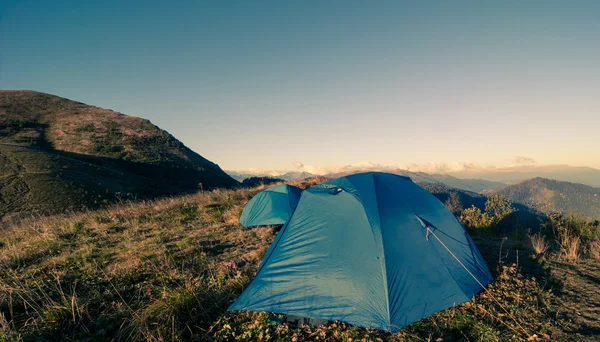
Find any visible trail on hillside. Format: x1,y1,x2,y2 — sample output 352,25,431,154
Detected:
551,260,600,340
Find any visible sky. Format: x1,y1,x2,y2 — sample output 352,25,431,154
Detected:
1,0,599,172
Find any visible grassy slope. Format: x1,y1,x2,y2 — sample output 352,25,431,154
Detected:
0,90,238,219
0,145,93,216
1,185,598,341
492,178,600,220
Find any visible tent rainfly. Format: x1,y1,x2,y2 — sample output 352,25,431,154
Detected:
239,184,302,228
229,172,493,332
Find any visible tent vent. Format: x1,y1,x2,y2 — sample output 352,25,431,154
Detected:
329,187,343,195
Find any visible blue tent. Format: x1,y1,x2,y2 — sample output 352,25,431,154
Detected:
239,184,303,228
229,172,492,332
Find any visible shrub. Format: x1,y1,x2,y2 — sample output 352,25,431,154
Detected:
0,118,36,134
587,239,600,260
74,123,96,132
544,213,600,242
445,191,463,215
542,213,600,261
461,206,493,229
460,195,517,232
485,194,515,218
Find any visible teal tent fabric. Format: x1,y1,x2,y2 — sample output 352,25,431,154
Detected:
239,184,302,227
229,172,492,332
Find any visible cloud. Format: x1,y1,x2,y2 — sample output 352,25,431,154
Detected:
514,156,537,166
232,168,282,177
291,162,330,175
231,159,543,176
286,161,483,175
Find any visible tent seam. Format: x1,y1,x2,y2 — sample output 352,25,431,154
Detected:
370,173,392,328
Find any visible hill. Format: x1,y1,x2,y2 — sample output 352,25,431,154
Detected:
491,177,600,219
240,176,284,187
0,90,238,219
427,173,506,193
418,182,488,209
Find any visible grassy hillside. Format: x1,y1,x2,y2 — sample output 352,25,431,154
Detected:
0,90,238,219
1,184,599,341
492,178,600,220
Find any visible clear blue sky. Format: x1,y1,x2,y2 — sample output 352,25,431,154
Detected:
2,0,599,171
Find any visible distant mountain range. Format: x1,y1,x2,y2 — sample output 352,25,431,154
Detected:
449,165,600,188
228,168,600,220
330,171,600,219
324,169,507,193
230,164,600,188
227,170,314,182
227,169,505,193
230,163,600,188
0,90,237,219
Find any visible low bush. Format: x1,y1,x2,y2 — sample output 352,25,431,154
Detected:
586,238,600,260
539,213,600,262
460,195,518,232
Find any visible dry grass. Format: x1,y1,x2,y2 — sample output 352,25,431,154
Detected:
529,233,550,256
555,228,581,263
0,185,566,341
0,186,268,340
0,312,23,341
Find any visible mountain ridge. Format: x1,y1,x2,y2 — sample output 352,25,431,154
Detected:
490,177,600,219
0,90,238,219
228,168,505,193
449,165,600,187
229,163,600,187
